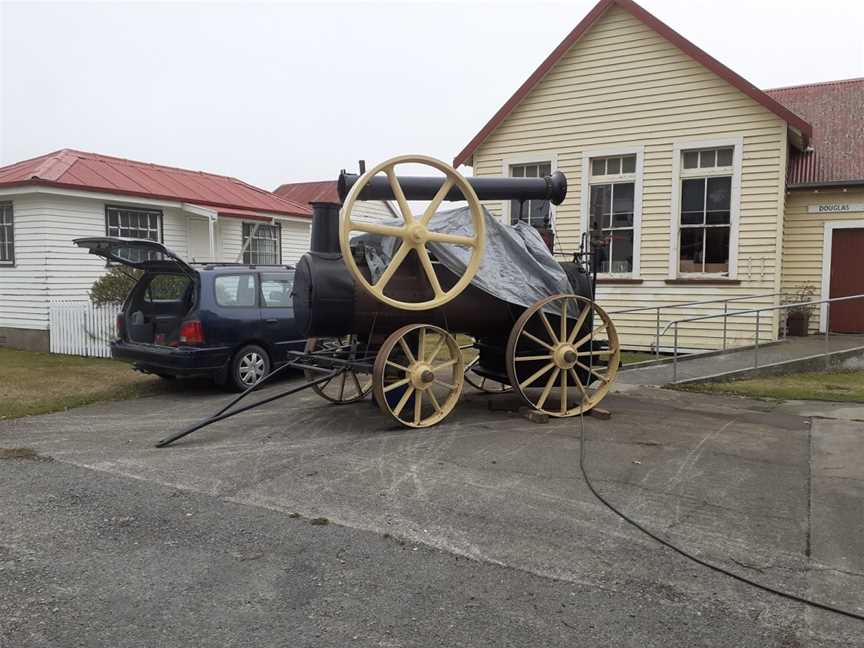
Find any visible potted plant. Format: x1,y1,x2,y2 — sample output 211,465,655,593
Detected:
784,284,816,337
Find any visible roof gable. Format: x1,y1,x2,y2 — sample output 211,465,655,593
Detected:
0,149,312,218
453,0,812,167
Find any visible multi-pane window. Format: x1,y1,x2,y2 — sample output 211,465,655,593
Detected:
0,202,13,266
242,223,281,265
589,155,637,274
510,162,552,227
679,147,734,275
105,206,162,264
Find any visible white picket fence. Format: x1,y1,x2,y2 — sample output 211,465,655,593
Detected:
49,301,119,358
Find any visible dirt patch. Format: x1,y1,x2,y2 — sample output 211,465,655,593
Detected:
0,447,52,461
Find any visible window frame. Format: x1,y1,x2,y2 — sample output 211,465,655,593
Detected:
0,201,14,267
242,221,282,265
501,151,558,227
670,138,742,279
580,145,644,279
104,204,164,242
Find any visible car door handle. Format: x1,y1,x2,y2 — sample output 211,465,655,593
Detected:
265,318,278,324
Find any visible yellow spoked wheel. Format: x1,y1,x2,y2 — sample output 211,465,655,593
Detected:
505,295,619,417
460,341,512,394
339,154,486,311
373,324,464,428
305,336,373,404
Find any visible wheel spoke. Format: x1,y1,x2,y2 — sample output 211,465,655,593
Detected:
428,337,446,364
520,362,555,389
569,368,588,400
566,304,591,345
522,331,554,351
539,311,559,344
417,246,444,297
575,360,610,384
425,231,476,247
573,323,608,350
576,349,614,357
383,376,411,393
431,358,457,372
413,389,423,425
560,300,568,343
338,371,347,401
427,387,442,413
398,336,416,364
374,242,411,293
350,371,364,397
434,378,456,390
515,354,553,362
560,369,568,414
420,177,455,225
393,386,415,417
387,359,410,372
536,368,560,409
350,221,406,238
386,167,414,225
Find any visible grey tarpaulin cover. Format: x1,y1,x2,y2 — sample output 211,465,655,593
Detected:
353,206,571,308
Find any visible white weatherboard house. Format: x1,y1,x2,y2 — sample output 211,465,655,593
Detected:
455,0,864,351
0,149,313,352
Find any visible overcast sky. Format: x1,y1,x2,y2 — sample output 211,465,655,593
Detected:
1,0,862,190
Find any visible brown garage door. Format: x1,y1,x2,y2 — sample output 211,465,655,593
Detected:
828,228,864,333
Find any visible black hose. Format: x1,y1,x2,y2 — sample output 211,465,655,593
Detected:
577,412,864,622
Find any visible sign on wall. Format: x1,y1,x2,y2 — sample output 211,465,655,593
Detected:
808,203,864,214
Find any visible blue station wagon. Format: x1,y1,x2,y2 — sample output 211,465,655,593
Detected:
75,237,306,391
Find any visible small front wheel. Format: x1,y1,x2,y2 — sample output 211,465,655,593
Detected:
228,344,271,392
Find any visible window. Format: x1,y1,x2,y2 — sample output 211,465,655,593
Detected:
509,162,552,227
105,206,162,264
0,202,13,266
145,274,191,302
215,274,258,307
678,147,735,275
260,272,294,308
588,155,638,274
242,223,281,265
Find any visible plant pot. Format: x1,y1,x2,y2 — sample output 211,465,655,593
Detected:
787,311,810,337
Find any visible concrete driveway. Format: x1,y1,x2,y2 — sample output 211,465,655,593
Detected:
1,378,862,647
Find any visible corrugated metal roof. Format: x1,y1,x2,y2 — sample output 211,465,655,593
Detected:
273,180,340,205
0,149,312,218
766,78,864,187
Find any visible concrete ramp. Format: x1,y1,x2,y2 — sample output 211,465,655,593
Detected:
616,334,864,386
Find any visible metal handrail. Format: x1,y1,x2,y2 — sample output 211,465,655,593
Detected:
608,291,785,359
660,292,864,382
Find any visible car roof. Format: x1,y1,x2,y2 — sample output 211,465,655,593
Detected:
193,263,295,274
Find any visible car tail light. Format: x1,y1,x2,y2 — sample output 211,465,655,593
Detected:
179,320,205,345
116,313,125,339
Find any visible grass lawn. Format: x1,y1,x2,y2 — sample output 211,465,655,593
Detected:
0,348,181,421
620,351,658,365
673,370,864,403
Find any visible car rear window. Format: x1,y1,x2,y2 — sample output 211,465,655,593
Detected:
145,274,192,302
215,274,257,307
260,272,294,308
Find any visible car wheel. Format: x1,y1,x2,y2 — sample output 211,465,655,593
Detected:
229,345,271,392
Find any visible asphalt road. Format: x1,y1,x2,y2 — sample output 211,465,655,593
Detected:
1,380,862,647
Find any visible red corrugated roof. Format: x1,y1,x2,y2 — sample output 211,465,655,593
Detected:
453,0,812,168
766,78,864,187
0,149,312,218
274,180,340,205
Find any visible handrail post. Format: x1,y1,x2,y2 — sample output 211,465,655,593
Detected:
722,302,728,351
825,304,830,370
673,322,679,383
655,307,661,360
754,310,760,369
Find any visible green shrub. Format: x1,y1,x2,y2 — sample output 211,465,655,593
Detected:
89,267,142,307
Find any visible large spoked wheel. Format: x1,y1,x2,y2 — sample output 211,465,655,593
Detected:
373,324,464,428
304,336,373,404
339,155,486,311
506,295,620,417
460,341,512,394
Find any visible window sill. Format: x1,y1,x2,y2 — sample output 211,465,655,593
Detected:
596,278,643,285
665,278,740,286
